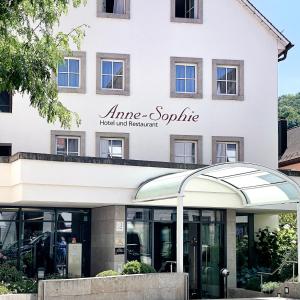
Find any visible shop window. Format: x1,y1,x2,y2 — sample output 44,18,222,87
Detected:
0,92,12,113
171,0,203,23
170,135,202,164
97,0,130,19
96,132,129,159
212,59,244,101
0,144,12,156
57,52,86,94
170,57,203,99
96,53,130,96
212,136,244,164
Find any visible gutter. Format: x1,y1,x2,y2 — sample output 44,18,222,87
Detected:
278,42,294,62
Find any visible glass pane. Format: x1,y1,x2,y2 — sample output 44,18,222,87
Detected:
113,76,123,89
217,67,226,80
202,210,215,222
68,139,79,154
175,156,185,163
113,62,123,75
69,73,79,87
154,209,176,221
226,143,237,158
100,139,109,158
127,222,152,265
58,212,72,223
0,92,10,106
186,79,195,93
69,59,79,73
184,210,200,222
0,209,18,221
175,142,185,156
102,75,113,89
56,138,67,154
216,157,225,163
23,210,55,222
176,79,185,93
102,60,112,74
227,81,237,95
176,65,185,78
127,208,151,221
58,73,68,87
185,156,195,164
216,143,226,158
186,66,195,79
58,60,68,73
111,140,123,157
185,142,195,156
227,68,236,81
217,81,226,94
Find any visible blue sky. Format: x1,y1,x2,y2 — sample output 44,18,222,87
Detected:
250,0,299,96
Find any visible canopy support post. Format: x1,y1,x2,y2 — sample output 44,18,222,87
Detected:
297,203,300,282
176,195,184,273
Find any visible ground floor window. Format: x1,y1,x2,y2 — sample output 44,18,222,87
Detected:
126,207,225,299
0,207,90,278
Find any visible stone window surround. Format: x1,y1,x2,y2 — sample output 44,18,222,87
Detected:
212,136,244,164
170,135,203,164
96,132,129,159
96,53,130,96
212,59,244,101
51,130,86,156
97,0,130,19
57,51,87,94
171,0,203,24
170,57,203,99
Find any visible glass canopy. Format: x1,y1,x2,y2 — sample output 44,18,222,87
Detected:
135,163,300,207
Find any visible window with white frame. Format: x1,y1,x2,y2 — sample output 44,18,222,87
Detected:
104,0,125,14
176,64,196,94
216,142,238,163
57,58,80,88
174,141,197,164
216,66,238,95
101,59,124,90
100,138,124,158
56,136,80,156
171,0,203,23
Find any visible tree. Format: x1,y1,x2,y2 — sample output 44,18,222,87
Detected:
0,0,87,128
279,93,300,129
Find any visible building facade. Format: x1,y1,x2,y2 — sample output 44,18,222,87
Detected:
0,0,294,299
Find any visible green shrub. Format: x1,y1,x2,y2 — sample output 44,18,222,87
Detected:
140,263,156,274
122,261,141,275
261,281,280,294
0,284,9,295
0,264,23,283
8,279,37,294
96,270,119,277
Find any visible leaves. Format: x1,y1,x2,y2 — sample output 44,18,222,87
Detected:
0,0,87,128
279,93,300,129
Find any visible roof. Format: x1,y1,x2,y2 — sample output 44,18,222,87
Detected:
238,0,293,60
280,126,300,167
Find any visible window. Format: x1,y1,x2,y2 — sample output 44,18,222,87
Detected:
171,0,203,24
97,0,130,19
212,59,244,101
57,52,86,94
0,92,12,113
51,131,86,156
96,132,129,159
96,53,130,96
170,57,203,98
0,144,12,156
176,64,196,94
170,135,202,164
212,136,244,164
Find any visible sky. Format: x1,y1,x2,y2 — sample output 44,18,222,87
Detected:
250,0,300,96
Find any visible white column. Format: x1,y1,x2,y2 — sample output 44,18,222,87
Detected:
176,195,184,273
297,203,300,282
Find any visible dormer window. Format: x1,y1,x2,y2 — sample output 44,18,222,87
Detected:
171,0,203,24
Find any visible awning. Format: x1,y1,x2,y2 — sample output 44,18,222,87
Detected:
134,163,300,207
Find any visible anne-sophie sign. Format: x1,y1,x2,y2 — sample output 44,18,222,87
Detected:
99,104,199,128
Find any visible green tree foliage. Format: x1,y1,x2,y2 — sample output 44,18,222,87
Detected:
279,213,297,229
0,0,87,128
279,93,300,128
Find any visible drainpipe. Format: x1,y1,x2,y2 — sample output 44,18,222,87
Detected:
297,203,300,282
278,42,294,62
177,195,184,273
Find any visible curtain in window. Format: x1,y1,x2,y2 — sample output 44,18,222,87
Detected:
113,0,125,14
193,0,198,18
100,139,110,158
216,143,225,158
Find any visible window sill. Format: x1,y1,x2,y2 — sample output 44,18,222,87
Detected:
170,17,203,24
96,89,130,96
170,92,202,99
58,87,86,94
97,12,130,19
212,94,244,101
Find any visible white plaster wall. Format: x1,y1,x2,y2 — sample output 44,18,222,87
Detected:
254,214,279,234
0,0,280,168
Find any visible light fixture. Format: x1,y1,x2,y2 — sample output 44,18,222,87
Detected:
284,287,289,295
277,293,281,298
37,268,45,280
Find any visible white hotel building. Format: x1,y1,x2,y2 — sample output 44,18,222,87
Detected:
0,0,298,298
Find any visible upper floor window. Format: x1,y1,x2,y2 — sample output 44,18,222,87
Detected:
171,0,203,24
170,135,202,164
171,57,203,99
97,0,130,19
212,59,244,101
0,144,12,156
96,53,130,96
0,92,12,113
51,130,86,156
57,52,86,94
212,136,244,164
96,132,129,159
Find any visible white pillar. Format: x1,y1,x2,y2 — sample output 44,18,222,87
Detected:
176,195,184,273
297,203,300,282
